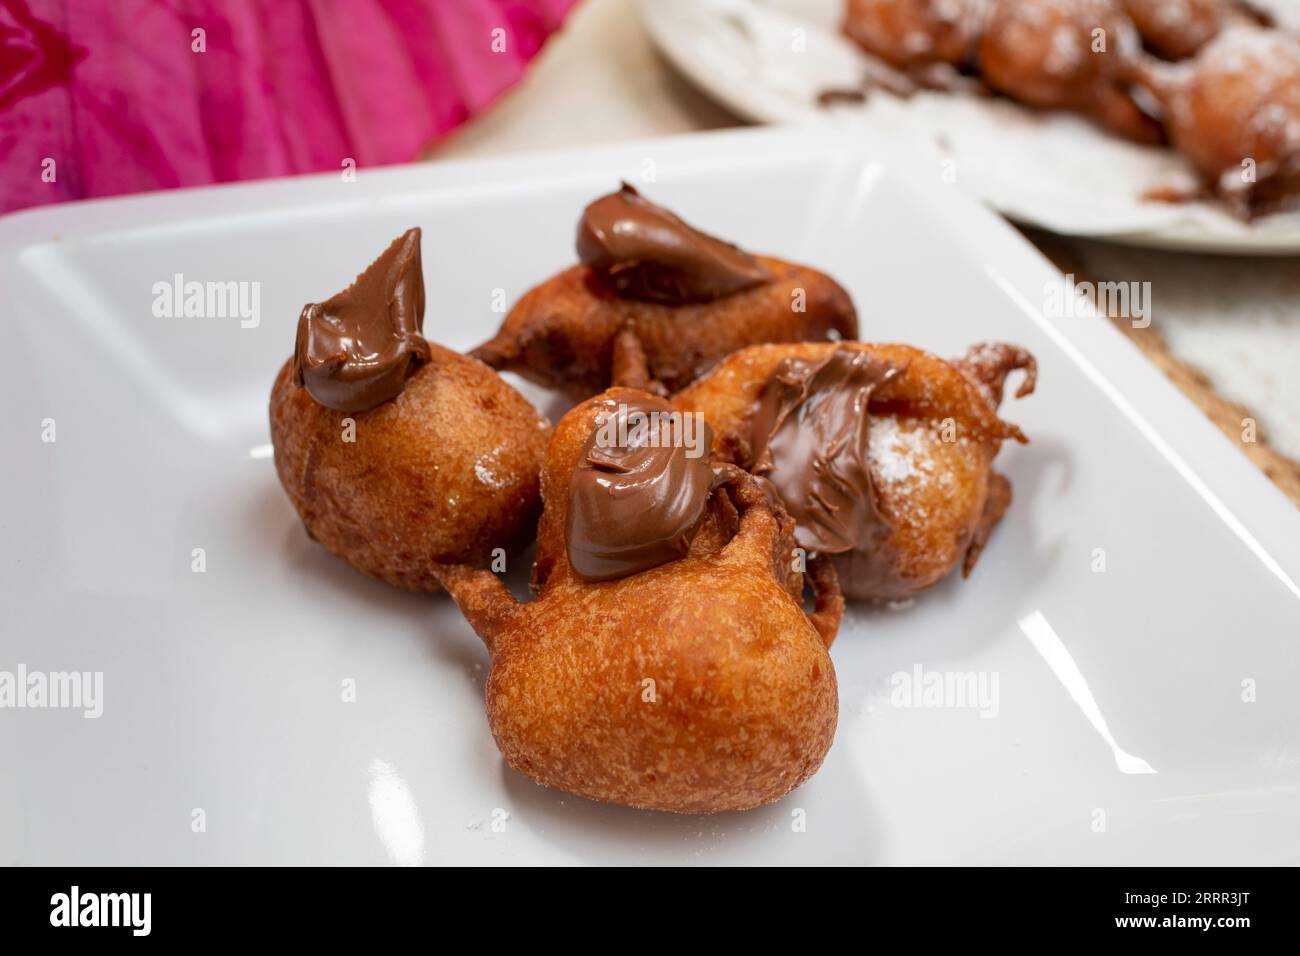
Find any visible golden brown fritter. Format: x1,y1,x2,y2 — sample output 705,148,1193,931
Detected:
673,341,1034,602
978,0,1165,144
1122,0,1261,60
842,0,985,70
1134,26,1300,217
471,257,857,398
434,387,842,813
269,344,548,592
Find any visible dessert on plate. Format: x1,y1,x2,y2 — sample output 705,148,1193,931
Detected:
269,228,549,592
471,183,859,397
840,0,1299,216
1121,0,1264,60
269,204,1038,813
1133,26,1300,217
673,341,1036,601
435,389,842,812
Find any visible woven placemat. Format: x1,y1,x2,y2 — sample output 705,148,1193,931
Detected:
1023,227,1300,508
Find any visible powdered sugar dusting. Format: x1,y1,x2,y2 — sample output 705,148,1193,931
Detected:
957,341,1008,406
474,448,507,489
869,416,933,490
1151,1,1193,32
1044,24,1084,76
1202,23,1300,75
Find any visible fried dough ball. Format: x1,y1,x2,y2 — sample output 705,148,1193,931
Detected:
978,0,1165,143
1121,0,1261,60
472,257,857,398
842,0,987,70
434,388,842,813
1135,27,1300,216
473,183,856,398
672,342,1034,601
270,349,548,592
270,228,547,592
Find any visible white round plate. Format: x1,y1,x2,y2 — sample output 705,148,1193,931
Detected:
635,0,1300,255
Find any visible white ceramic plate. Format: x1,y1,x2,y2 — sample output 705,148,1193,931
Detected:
635,0,1300,255
3,127,1300,865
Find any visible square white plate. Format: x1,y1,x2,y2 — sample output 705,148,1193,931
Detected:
3,128,1299,866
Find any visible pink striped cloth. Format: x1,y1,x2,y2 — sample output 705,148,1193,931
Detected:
0,0,579,214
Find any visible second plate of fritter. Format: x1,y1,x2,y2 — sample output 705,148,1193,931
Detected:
636,0,1300,253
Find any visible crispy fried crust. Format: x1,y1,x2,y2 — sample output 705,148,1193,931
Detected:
435,388,840,813
842,0,982,69
979,0,1165,145
269,344,548,592
1122,0,1260,60
672,342,1034,601
471,257,858,397
1132,28,1300,217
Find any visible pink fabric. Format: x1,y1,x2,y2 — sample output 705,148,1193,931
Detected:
0,0,579,214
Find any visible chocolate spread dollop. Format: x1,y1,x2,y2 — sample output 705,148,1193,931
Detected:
567,395,717,581
575,183,771,304
294,228,431,412
750,348,900,555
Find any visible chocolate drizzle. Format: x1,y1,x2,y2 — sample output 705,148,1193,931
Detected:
576,183,771,304
750,348,900,555
566,395,717,581
294,228,431,412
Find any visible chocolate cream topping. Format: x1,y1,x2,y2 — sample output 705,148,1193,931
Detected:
575,183,771,304
750,348,900,555
567,395,718,581
294,228,431,412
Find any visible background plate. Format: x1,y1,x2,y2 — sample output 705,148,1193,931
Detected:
3,127,1300,864
634,0,1300,255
